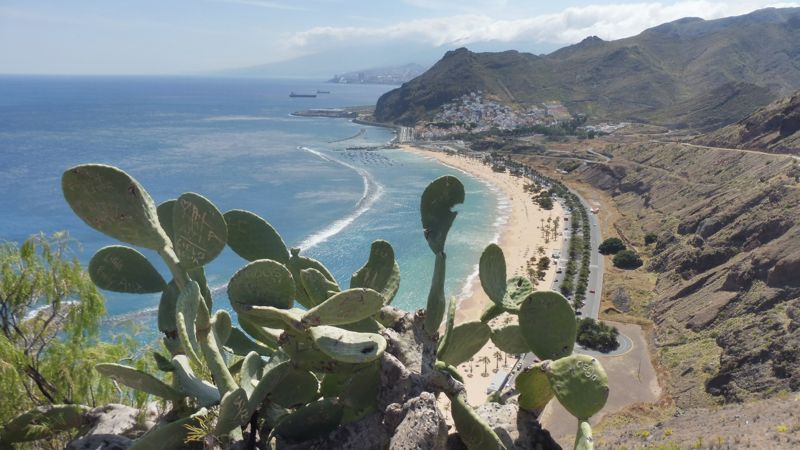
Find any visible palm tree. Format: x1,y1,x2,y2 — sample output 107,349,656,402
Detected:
481,356,491,377
493,351,502,373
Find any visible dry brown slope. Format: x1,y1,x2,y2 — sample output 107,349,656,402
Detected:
696,90,800,154
559,141,800,409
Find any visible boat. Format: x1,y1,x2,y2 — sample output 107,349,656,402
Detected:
290,92,317,98
316,90,331,94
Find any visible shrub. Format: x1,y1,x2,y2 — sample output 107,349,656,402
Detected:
644,232,658,245
613,249,643,269
536,193,553,210
598,237,626,255
576,318,620,353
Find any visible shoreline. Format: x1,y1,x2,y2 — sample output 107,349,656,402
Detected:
398,144,565,405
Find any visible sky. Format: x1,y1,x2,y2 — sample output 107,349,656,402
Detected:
1,0,798,75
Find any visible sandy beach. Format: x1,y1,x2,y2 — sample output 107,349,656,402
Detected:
400,145,565,405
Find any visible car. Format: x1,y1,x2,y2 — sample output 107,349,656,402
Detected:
589,289,595,294
575,311,582,316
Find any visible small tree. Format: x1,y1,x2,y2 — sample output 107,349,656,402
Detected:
644,232,658,245
577,318,620,353
0,234,135,425
613,249,643,269
598,237,626,255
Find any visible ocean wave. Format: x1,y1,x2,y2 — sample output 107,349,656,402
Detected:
297,146,384,251
203,115,287,122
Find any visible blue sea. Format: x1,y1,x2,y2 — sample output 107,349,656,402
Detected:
0,76,502,336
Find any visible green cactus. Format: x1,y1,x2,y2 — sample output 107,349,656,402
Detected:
301,288,385,327
309,325,387,364
172,192,227,268
574,421,594,450
287,248,338,308
171,355,220,406
95,363,184,401
448,392,506,450
515,363,554,413
214,388,250,439
268,368,320,408
300,267,340,306
62,164,170,250
438,320,492,367
544,355,609,420
519,291,577,360
272,398,344,442
223,209,290,263
88,245,166,293
479,243,506,305
128,408,208,450
228,259,295,312
350,240,401,303
55,166,610,450
490,324,528,355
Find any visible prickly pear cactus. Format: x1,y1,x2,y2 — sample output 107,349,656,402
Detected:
49,165,609,450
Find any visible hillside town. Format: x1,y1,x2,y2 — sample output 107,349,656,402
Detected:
414,91,576,139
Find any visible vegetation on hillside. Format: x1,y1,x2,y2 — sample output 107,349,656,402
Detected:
599,237,626,255
576,318,620,353
613,249,643,270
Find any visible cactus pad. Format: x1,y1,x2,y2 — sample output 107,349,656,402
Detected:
172,193,227,268
479,243,506,305
224,209,290,263
62,164,169,250
95,363,184,401
156,199,176,242
420,175,465,254
128,408,207,450
212,309,233,346
287,248,337,309
544,355,609,420
273,398,344,442
214,388,251,437
574,421,594,450
449,392,506,450
500,276,534,312
515,363,553,413
350,240,400,303
309,326,387,364
302,288,385,327
228,259,295,312
268,368,320,408
88,245,166,293
170,355,220,406
519,291,576,360
424,252,446,334
300,267,340,307
224,326,274,356
490,324,529,355
438,320,491,367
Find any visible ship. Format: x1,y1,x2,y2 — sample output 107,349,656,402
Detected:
316,90,331,94
290,92,317,98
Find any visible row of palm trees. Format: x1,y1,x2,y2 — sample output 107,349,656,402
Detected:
462,350,511,378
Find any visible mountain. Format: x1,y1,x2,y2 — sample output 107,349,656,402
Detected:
375,7,800,130
695,90,800,153
329,63,427,85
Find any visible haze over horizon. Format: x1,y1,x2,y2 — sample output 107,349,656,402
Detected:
1,0,799,76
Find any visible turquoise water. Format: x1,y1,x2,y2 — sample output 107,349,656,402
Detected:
0,76,501,330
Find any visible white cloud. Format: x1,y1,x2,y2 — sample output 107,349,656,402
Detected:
287,1,800,51
207,0,310,11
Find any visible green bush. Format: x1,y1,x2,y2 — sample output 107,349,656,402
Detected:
598,237,626,255
577,318,620,353
644,232,658,245
613,249,643,269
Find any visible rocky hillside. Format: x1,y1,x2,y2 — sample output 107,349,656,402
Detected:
696,90,800,154
528,140,800,409
375,7,800,130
